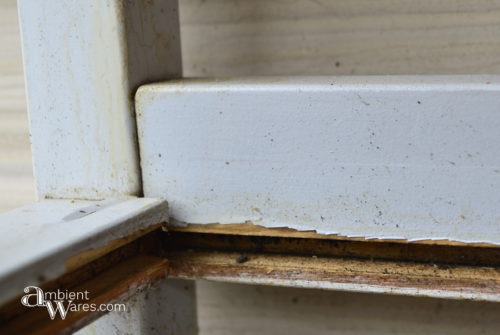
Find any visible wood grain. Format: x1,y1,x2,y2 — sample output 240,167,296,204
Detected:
163,230,500,301
0,255,169,335
167,250,500,301
0,0,35,213
180,0,500,76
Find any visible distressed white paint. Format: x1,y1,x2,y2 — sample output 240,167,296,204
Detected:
0,197,168,304
17,0,182,200
137,76,500,244
78,279,198,335
14,2,199,332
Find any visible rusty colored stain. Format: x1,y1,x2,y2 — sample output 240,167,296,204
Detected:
0,231,168,335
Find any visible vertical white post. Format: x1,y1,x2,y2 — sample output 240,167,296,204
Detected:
17,0,197,332
18,0,182,200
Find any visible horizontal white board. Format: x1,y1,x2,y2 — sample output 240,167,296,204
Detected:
136,76,500,244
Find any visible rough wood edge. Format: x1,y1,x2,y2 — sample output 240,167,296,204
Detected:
64,222,165,272
166,221,500,248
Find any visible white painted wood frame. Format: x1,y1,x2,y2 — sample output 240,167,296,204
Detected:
6,0,500,333
136,76,500,245
0,198,168,305
11,0,198,334
18,0,182,200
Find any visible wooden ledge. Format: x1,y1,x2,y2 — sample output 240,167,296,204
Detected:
0,198,169,305
0,231,168,335
163,228,500,302
166,250,500,301
1,218,498,335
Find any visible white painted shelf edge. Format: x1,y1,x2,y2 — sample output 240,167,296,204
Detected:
0,197,168,304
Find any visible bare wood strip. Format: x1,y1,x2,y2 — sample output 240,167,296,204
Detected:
166,250,500,302
164,231,500,267
167,222,500,248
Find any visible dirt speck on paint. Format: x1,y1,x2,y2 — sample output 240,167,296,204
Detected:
236,255,250,264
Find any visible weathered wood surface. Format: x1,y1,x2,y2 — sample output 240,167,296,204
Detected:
167,250,500,302
0,198,168,305
2,1,500,334
0,255,169,335
164,230,500,302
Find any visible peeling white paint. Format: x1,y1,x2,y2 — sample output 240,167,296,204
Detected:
137,76,500,245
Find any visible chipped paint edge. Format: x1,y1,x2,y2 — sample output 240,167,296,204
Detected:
0,197,168,305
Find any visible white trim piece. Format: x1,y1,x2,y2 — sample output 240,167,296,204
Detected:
17,0,182,200
136,76,500,245
0,197,168,304
195,276,500,303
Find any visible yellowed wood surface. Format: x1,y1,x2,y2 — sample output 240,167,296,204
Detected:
0,255,169,335
168,222,500,247
2,1,500,334
167,250,500,301
164,230,500,301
